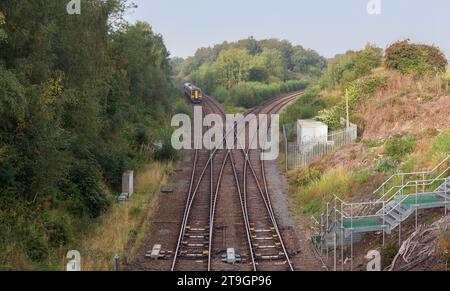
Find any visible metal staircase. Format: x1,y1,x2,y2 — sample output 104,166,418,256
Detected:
312,155,450,250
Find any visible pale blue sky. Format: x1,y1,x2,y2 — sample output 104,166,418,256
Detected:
125,0,450,60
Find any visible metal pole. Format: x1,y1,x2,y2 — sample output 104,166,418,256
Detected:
326,202,330,261
445,180,448,216
320,214,324,256
345,89,350,129
283,125,288,172
114,255,120,271
351,204,353,272
382,200,386,247
402,174,405,195
333,232,337,272
340,202,344,272
341,227,344,272
422,173,426,193
416,181,419,231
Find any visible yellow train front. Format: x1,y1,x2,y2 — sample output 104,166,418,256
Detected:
184,83,203,104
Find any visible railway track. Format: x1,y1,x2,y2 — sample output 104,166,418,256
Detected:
236,93,299,271
171,92,302,271
171,99,219,271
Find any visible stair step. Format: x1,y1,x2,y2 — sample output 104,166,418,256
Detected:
384,215,398,227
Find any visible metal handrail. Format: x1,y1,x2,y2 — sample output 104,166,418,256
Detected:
381,178,447,217
374,155,450,201
335,175,449,221
384,177,447,204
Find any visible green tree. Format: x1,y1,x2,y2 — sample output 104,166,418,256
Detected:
214,48,251,88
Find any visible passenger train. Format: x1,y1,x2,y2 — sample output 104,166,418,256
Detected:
184,83,203,104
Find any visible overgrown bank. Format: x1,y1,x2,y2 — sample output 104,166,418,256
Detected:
283,40,450,270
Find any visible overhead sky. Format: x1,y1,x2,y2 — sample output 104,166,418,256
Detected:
125,0,450,60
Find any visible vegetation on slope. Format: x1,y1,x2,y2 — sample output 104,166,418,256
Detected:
286,41,450,229
0,0,183,270
282,45,386,127
385,40,448,76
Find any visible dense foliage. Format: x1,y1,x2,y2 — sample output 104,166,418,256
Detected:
174,37,326,108
281,86,326,124
316,75,389,130
0,0,180,269
320,45,383,90
385,40,448,76
282,45,385,128
216,80,308,109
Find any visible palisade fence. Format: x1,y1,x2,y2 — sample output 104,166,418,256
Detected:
283,122,358,170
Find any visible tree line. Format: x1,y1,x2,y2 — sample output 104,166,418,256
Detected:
0,0,182,268
173,37,326,108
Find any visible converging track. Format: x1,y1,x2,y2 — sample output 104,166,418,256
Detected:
171,92,301,271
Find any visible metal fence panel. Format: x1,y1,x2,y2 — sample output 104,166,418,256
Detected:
284,123,357,170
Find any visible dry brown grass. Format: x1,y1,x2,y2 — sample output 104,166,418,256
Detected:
63,162,175,271
356,70,450,140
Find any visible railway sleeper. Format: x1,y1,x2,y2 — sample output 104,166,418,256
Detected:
255,253,286,260
179,251,209,258
186,226,209,232
250,228,276,233
252,235,279,240
182,242,208,248
254,243,281,250
185,235,206,239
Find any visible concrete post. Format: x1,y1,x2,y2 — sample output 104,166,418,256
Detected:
122,171,134,197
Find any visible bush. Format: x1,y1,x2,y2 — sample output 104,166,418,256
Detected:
384,135,416,162
227,80,308,109
385,40,448,76
153,128,180,161
381,243,399,269
45,220,71,247
23,228,48,262
433,131,450,154
320,45,383,90
281,86,326,124
316,75,389,130
292,166,323,188
212,86,230,103
376,159,395,173
293,168,353,215
67,161,110,219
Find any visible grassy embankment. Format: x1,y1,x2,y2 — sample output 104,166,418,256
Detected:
62,162,175,271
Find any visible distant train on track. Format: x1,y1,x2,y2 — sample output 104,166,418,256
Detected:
184,83,203,104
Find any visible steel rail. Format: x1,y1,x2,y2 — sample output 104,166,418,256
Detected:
239,92,300,271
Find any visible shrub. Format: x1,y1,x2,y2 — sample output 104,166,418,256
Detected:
67,161,110,219
291,166,323,188
228,80,308,109
212,86,230,103
153,128,180,161
294,168,353,215
381,243,399,269
23,228,48,262
320,45,383,90
376,159,395,173
384,135,416,162
316,75,388,130
282,86,326,124
385,40,448,76
433,131,450,154
45,221,71,247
